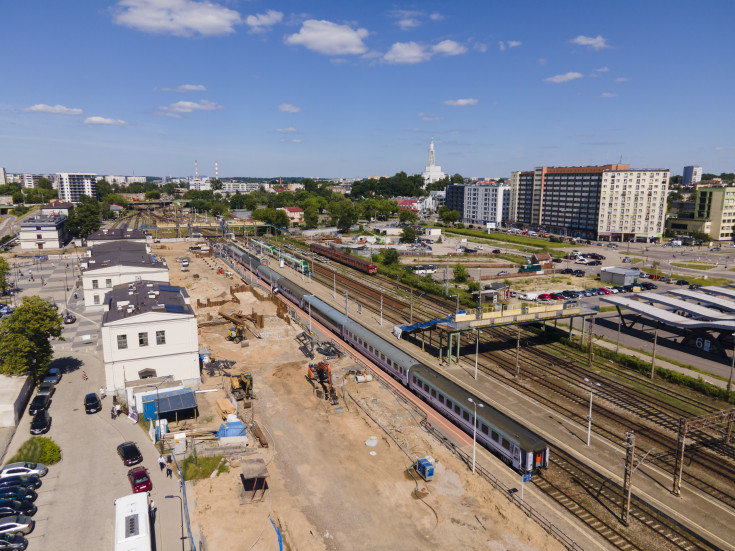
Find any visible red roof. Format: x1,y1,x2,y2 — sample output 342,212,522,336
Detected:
283,207,304,213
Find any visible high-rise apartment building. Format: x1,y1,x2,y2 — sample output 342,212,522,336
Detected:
444,183,466,216
55,173,97,202
682,166,702,186
509,164,669,241
0,168,6,186
462,182,510,226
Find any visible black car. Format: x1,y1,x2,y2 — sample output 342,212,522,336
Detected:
29,412,50,436
676,279,689,286
689,283,702,290
0,533,28,550
0,502,35,519
27,396,49,416
84,393,102,414
0,478,41,491
117,442,143,467
560,268,573,274
572,270,585,277
0,489,36,504
613,286,627,293
561,290,580,298
492,249,501,254
641,282,658,290
587,260,602,266
552,258,563,263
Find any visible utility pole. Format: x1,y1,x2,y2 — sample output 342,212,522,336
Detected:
380,294,383,326
515,328,521,377
344,290,349,318
333,270,336,299
650,329,658,379
444,265,449,296
587,317,595,368
621,431,635,526
616,313,622,354
410,287,414,325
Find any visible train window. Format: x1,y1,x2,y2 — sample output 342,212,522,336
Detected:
481,423,488,435
462,410,470,422
430,388,436,398
454,404,460,415
438,395,444,404
446,399,453,409
502,438,511,450
491,431,499,442
412,375,417,384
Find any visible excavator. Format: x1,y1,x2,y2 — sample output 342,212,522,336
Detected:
231,373,255,401
226,325,245,344
307,362,338,405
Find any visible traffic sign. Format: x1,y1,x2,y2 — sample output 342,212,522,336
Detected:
522,473,532,483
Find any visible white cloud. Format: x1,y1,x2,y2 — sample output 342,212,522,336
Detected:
570,35,609,50
388,10,442,29
397,18,420,30
418,112,443,121
159,84,207,92
595,67,609,73
473,42,487,53
24,104,83,116
599,92,618,98
246,9,283,32
443,98,478,106
544,72,583,83
429,12,443,21
157,99,222,118
499,40,521,51
615,77,629,83
278,104,301,113
113,0,242,37
538,58,548,66
498,41,506,52
285,20,368,55
280,138,301,143
384,41,432,64
275,127,297,133
432,40,467,56
84,116,127,125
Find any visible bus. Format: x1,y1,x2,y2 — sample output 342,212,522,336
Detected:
114,492,151,551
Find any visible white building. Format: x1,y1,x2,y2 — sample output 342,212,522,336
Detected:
421,139,447,186
0,168,6,186
417,190,445,213
682,166,703,187
55,173,97,202
221,181,262,193
188,177,211,191
19,215,68,250
101,281,200,392
81,241,169,310
462,183,510,226
40,200,74,217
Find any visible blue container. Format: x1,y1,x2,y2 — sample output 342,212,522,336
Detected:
416,458,435,482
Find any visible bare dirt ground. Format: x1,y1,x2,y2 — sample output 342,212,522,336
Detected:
153,242,564,551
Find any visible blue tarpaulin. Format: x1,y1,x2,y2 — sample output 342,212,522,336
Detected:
216,421,247,438
393,316,453,338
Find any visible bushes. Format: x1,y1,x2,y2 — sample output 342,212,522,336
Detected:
9,437,61,465
181,455,226,481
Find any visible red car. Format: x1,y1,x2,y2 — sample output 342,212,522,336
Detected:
648,274,661,280
597,287,612,294
127,466,152,493
538,293,553,300
549,293,565,300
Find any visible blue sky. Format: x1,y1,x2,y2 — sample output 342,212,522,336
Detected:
1,1,734,179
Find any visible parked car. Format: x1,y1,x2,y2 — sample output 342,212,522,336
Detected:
598,287,611,294
573,270,585,277
587,260,601,266
492,249,501,254
560,268,573,274
0,478,40,492
0,501,35,519
596,242,603,246
0,489,36,504
43,368,61,385
561,290,580,298
0,516,33,536
117,442,143,467
606,243,618,248
613,286,627,293
0,533,28,550
648,274,661,280
127,467,152,494
62,313,76,325
35,383,54,398
605,287,618,294
676,279,689,286
0,465,47,480
640,282,657,290
552,258,563,263
29,412,51,436
549,293,565,300
27,396,49,416
84,393,102,414
660,276,672,283
689,283,703,290
538,293,553,300
497,271,510,276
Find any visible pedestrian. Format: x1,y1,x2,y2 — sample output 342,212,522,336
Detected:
111,406,116,420
99,386,105,399
166,464,173,479
115,403,121,417
82,371,88,381
158,455,165,472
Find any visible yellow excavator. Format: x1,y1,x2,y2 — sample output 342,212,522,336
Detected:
226,325,245,344
307,362,338,404
231,373,255,400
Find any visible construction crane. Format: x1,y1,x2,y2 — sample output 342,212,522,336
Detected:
307,362,338,404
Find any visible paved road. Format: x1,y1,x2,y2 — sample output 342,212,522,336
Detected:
2,259,187,551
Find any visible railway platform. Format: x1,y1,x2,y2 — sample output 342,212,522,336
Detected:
255,258,735,551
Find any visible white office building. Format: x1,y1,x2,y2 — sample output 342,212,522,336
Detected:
55,173,97,202
682,166,703,186
188,177,211,191
19,215,68,250
221,181,263,193
81,241,169,310
0,168,5,186
462,183,510,226
101,281,200,392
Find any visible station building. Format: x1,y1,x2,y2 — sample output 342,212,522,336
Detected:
19,214,69,250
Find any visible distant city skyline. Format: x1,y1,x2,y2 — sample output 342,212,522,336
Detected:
1,1,734,177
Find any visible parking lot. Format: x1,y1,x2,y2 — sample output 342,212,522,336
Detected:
2,258,184,550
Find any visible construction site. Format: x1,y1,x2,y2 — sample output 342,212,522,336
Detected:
153,241,566,551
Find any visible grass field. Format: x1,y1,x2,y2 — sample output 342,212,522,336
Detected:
670,262,716,270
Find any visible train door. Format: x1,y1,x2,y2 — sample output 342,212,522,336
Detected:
534,450,545,469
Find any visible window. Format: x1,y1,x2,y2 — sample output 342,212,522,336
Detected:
94,295,100,305
491,430,499,442
502,438,511,450
117,335,128,349
462,410,470,422
481,423,489,435
92,280,99,289
430,388,436,398
106,279,112,288
138,332,149,347
438,395,444,404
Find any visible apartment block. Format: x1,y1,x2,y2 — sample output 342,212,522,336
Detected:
682,166,703,187
55,173,97,202
462,183,510,226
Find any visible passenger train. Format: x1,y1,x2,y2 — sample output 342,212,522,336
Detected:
223,242,549,473
310,243,377,274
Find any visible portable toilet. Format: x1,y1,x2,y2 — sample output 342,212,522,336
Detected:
416,457,435,482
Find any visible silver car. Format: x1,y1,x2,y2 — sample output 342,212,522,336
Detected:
0,464,47,479
0,515,34,535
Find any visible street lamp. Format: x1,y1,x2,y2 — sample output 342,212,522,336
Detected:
729,333,735,396
584,378,601,446
449,294,460,315
165,495,186,551
147,375,173,451
467,398,484,473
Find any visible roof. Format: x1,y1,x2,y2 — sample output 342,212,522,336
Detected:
87,227,146,241
86,241,162,271
102,281,193,324
601,295,735,330
396,198,418,205
601,267,640,276
282,206,303,213
533,253,552,261
20,214,66,228
142,388,197,415
41,200,73,210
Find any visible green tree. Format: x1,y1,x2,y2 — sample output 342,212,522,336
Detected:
274,210,291,228
65,201,101,238
382,248,400,266
399,210,418,224
441,209,460,225
210,179,223,191
401,226,419,243
0,296,63,382
145,190,161,200
451,173,464,183
0,257,9,293
304,205,319,228
96,179,112,198
453,263,468,283
37,178,54,191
